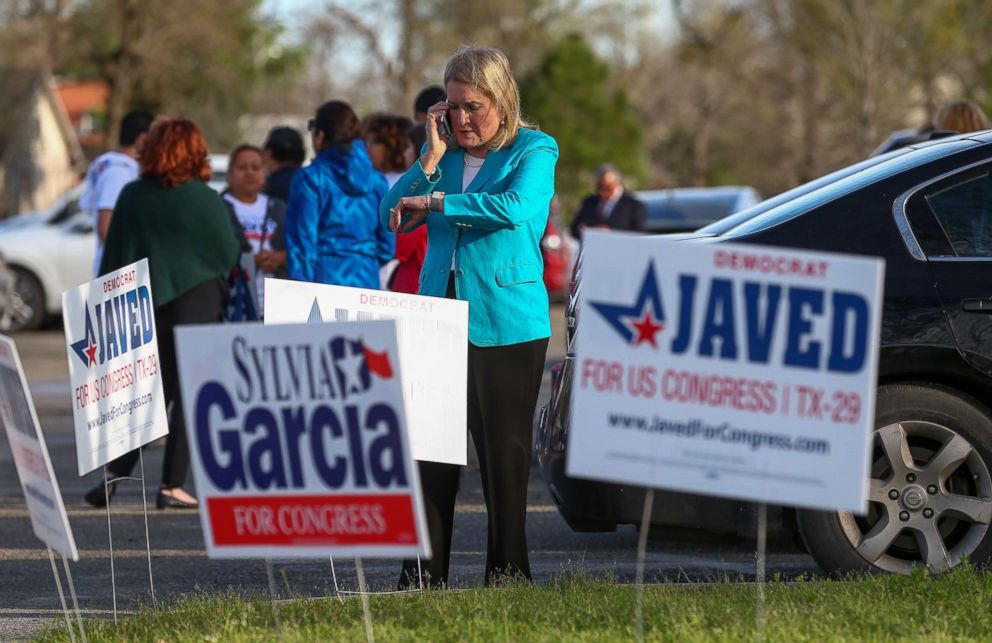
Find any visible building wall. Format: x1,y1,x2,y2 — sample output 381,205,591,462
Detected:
2,91,78,216
31,91,78,210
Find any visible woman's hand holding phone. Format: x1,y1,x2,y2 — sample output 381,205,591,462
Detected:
421,101,450,175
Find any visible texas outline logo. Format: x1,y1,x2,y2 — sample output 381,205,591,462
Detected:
589,261,666,348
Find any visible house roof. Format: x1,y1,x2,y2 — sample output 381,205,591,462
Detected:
57,80,109,126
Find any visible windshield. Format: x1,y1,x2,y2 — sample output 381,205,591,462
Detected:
695,148,912,236
702,140,978,238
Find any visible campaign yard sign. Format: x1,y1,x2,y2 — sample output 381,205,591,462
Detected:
567,231,884,513
264,278,468,466
62,259,168,475
175,321,429,559
0,336,78,560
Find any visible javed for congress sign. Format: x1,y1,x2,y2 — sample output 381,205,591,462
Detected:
62,259,168,475
567,232,884,513
175,320,429,559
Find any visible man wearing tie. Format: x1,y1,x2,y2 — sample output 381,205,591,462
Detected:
570,164,646,240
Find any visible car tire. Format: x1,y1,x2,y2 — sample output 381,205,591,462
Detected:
798,383,992,575
2,267,46,332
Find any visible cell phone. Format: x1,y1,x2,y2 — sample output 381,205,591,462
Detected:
437,110,451,138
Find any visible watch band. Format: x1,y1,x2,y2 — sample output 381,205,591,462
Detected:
430,191,445,212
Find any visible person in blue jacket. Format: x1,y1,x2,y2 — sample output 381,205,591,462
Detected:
286,100,394,287
382,45,559,588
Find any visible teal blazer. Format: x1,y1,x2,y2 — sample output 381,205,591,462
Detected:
380,128,559,346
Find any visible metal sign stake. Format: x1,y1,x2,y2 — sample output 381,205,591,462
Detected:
47,547,77,643
103,467,117,624
138,448,156,606
355,557,374,643
265,558,281,635
635,488,654,643
756,503,768,642
61,554,88,643
329,555,344,603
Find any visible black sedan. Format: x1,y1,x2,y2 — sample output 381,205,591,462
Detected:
537,132,992,574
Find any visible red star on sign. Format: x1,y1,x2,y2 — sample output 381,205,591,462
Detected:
85,342,97,366
631,309,664,348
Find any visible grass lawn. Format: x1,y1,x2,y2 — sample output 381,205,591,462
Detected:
37,566,992,642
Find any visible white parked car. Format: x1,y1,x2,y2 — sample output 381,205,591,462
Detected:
0,184,93,331
208,153,229,193
0,155,231,331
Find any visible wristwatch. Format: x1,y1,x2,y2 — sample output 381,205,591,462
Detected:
429,191,445,212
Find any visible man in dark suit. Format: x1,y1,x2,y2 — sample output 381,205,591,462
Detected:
570,164,646,240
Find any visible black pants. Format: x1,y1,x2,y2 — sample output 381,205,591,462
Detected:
107,277,227,488
401,280,549,587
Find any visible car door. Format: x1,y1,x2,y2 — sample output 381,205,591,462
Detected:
904,160,992,375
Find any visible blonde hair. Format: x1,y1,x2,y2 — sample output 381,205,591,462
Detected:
443,45,535,151
934,100,992,133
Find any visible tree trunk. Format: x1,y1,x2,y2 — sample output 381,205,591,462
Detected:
104,0,140,150
797,55,819,184
395,0,418,114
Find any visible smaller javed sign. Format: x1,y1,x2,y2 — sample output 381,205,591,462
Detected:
62,258,168,475
175,321,429,559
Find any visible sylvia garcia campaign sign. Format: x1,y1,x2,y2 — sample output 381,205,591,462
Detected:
175,321,429,559
0,336,78,559
264,278,468,466
62,259,168,475
567,232,884,513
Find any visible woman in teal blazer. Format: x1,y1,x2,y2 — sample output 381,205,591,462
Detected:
381,46,558,588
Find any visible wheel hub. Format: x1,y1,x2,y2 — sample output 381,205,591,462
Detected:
900,484,928,512
837,418,992,575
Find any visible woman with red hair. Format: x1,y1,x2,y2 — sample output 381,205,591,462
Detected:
85,117,241,509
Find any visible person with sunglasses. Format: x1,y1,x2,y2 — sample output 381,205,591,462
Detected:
382,46,559,588
285,102,394,288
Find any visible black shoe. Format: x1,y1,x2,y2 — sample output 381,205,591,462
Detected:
156,489,198,510
84,478,116,508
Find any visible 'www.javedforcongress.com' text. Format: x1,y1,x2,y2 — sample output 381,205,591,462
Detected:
607,413,830,455
87,393,154,431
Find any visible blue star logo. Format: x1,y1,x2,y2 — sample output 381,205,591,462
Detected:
69,303,98,367
589,262,666,348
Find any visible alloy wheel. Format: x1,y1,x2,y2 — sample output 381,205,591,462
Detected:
838,420,992,573
0,270,42,332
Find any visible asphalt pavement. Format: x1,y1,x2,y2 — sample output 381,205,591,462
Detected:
0,307,818,640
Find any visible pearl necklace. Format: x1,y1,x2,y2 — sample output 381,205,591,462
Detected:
464,154,485,168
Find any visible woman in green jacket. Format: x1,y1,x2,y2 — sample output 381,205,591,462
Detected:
84,118,241,509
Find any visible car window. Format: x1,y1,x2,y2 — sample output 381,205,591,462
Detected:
926,172,992,257
716,141,977,239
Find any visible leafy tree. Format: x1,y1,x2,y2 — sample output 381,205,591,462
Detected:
520,33,646,219
71,0,306,148
304,0,645,118
3,0,307,150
